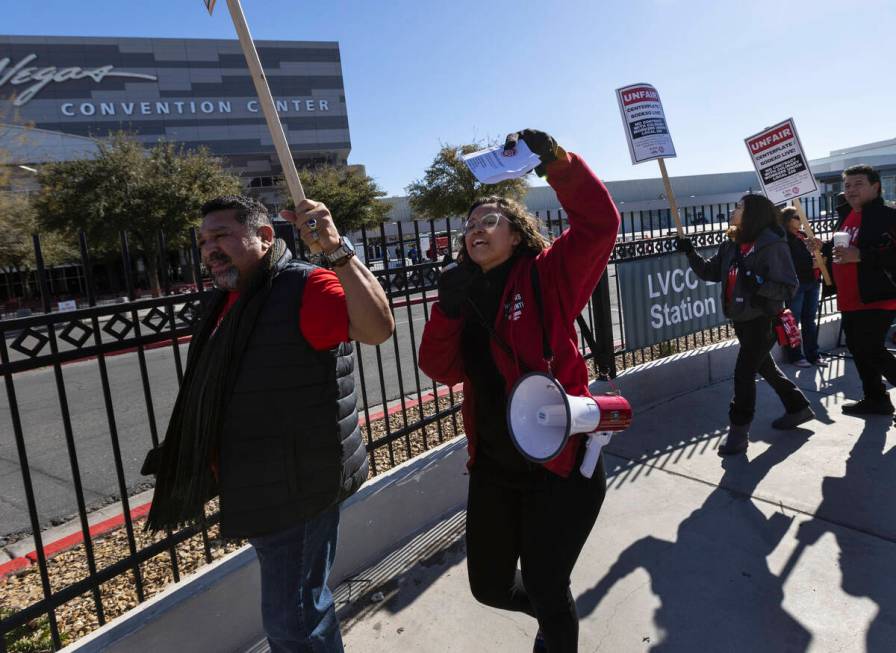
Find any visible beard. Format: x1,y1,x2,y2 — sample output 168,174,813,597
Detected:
212,266,240,290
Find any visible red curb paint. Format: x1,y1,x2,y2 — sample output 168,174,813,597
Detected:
0,557,30,577
3,500,154,578
358,383,462,427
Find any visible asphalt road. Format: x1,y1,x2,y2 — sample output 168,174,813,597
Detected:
0,287,622,541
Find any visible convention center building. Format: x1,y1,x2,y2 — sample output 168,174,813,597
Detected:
0,34,351,206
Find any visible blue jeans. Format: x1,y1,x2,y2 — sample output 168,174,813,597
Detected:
248,506,343,653
786,281,821,362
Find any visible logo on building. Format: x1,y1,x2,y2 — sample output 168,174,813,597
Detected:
0,54,159,106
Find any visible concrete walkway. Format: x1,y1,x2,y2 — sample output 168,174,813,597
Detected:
312,353,895,652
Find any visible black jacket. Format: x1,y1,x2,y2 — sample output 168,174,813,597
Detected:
786,231,818,285
686,226,798,321
217,258,367,538
821,197,896,304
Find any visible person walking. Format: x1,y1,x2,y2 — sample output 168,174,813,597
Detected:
676,194,815,455
419,129,619,652
143,195,393,652
812,164,896,416
781,206,827,368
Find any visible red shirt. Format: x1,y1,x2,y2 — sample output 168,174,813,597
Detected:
216,268,350,349
725,242,754,307
833,210,896,312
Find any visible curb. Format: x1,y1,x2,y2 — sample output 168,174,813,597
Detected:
0,383,463,580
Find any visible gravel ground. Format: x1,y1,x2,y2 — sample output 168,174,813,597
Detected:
0,394,466,652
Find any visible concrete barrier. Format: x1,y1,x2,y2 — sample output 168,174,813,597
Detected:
63,315,842,653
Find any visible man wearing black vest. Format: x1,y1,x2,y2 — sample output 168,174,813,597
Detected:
144,195,393,652
814,165,896,416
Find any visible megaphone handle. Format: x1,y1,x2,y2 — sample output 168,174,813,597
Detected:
580,433,610,478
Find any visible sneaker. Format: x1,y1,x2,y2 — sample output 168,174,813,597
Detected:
792,358,812,368
811,356,829,368
842,397,895,416
533,629,547,653
771,406,815,430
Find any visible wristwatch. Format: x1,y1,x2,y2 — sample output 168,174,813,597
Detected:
324,236,356,268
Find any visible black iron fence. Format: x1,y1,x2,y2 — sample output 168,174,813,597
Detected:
1,195,842,650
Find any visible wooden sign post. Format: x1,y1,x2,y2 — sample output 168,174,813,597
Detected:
616,83,683,237
205,0,306,206
790,197,832,285
657,158,683,237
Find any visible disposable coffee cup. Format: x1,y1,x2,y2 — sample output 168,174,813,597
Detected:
833,232,851,249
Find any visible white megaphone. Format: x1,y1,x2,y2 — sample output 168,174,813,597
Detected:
507,372,632,478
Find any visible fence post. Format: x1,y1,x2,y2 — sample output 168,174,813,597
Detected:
591,271,616,380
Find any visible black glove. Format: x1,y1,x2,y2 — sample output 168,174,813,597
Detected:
504,129,566,177
675,237,695,255
437,259,477,318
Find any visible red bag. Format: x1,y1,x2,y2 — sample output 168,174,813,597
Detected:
775,309,802,348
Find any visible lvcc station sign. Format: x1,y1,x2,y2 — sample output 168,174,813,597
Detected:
617,248,726,350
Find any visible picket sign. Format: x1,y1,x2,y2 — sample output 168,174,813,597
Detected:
204,0,307,208
615,83,683,237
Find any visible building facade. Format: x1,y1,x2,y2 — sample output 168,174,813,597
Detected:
0,34,351,206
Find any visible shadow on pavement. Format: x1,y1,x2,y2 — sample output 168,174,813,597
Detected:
786,417,895,651
577,430,816,652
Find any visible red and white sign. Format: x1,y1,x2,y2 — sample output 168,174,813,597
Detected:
744,118,817,204
615,82,676,164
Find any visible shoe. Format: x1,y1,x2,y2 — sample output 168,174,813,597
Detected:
533,629,547,653
811,356,829,368
792,359,812,368
842,397,895,416
718,423,750,456
771,406,815,430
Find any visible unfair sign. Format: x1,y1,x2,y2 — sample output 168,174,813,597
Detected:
202,0,306,206
616,83,683,236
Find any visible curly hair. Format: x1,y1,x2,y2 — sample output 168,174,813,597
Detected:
458,195,550,259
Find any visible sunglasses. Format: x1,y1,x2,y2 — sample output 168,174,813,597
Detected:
463,212,505,234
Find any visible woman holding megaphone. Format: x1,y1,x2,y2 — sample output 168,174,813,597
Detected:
419,129,620,653
676,194,815,456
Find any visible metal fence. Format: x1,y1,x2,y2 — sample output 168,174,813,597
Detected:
0,195,842,650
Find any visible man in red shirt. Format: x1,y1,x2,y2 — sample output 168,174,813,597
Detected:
822,165,896,415
145,194,393,652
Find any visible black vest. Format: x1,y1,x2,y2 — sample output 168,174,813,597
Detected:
217,260,368,538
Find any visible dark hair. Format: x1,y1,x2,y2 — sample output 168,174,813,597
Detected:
200,195,272,231
459,195,550,259
842,164,882,196
733,194,781,244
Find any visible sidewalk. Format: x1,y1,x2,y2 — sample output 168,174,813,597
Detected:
306,353,895,652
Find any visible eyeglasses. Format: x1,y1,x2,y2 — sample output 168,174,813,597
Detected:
463,213,504,234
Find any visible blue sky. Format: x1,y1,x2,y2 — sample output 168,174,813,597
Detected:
5,0,894,196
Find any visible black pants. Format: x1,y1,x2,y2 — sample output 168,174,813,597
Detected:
730,316,809,426
465,458,607,653
842,309,896,400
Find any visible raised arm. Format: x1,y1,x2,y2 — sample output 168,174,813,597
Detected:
677,237,725,283
281,201,394,345
536,153,621,321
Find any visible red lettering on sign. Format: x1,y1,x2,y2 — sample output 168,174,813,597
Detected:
621,86,660,107
748,126,794,154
